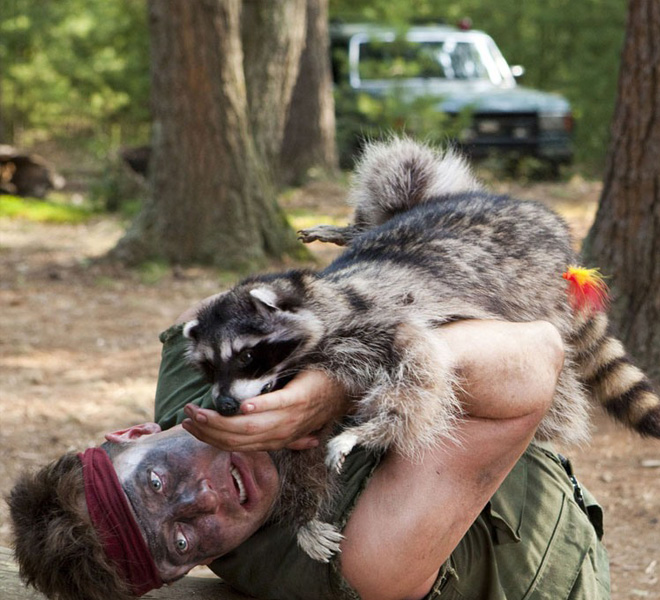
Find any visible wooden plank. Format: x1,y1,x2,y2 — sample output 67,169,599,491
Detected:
1,547,256,600
1,547,43,600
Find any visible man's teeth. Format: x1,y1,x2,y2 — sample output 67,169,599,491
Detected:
230,466,247,504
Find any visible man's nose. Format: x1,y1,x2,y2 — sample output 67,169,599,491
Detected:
178,480,218,516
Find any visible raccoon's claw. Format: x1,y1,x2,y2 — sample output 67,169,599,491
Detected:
297,520,344,563
326,432,359,473
297,225,352,247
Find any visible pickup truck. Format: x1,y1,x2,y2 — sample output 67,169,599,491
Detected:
331,22,574,167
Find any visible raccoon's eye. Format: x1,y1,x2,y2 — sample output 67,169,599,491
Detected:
236,349,254,367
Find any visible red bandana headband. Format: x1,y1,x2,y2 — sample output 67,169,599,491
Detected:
78,447,163,596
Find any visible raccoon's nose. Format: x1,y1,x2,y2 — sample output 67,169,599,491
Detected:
215,396,241,417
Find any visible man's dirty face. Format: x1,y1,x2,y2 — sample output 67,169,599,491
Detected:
111,426,279,582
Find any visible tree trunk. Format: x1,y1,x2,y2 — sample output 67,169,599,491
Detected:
241,0,307,172
111,0,301,270
583,0,660,384
280,0,337,185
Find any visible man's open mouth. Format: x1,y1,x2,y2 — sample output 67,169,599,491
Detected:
230,465,247,504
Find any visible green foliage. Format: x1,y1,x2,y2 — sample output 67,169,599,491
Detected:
0,193,92,222
137,260,170,285
330,0,627,168
0,0,150,148
335,83,472,167
0,0,627,179
88,154,146,216
285,208,347,231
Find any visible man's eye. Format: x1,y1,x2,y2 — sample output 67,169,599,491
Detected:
149,471,163,492
175,531,188,553
236,349,254,367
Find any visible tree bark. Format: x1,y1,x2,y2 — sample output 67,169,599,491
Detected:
583,0,660,384
280,0,337,185
241,0,307,172
111,0,301,270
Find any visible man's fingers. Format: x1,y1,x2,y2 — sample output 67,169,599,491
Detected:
182,404,305,448
240,389,294,414
181,372,331,450
182,418,285,451
181,418,230,449
286,436,320,451
182,414,322,452
241,370,334,414
185,404,276,435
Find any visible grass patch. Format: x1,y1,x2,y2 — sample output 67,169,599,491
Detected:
0,194,92,223
216,270,241,287
94,275,121,289
285,209,347,231
137,260,170,285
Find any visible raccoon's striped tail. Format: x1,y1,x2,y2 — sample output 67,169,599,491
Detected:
571,312,660,437
349,136,482,229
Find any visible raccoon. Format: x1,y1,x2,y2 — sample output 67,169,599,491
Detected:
183,137,660,562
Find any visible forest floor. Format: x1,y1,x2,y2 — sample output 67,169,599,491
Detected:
1,176,659,598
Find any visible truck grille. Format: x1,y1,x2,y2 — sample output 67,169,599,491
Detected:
472,113,538,140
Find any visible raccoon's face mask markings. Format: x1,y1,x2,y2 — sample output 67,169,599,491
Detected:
183,322,217,377
185,284,320,415
235,347,254,368
226,338,304,401
198,356,216,382
220,340,234,362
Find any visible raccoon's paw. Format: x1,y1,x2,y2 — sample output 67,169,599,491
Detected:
297,519,344,563
297,225,354,247
326,431,359,473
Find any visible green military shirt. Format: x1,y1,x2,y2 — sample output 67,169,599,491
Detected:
155,324,610,600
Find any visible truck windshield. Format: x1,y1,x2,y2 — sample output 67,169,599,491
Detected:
358,39,491,82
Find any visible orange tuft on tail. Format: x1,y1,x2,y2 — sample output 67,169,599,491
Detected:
563,266,609,314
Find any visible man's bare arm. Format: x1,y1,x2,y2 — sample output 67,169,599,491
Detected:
445,319,564,420
340,320,563,600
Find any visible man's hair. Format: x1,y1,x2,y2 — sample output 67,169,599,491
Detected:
7,448,134,600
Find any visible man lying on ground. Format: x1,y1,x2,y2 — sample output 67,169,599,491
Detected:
8,301,610,600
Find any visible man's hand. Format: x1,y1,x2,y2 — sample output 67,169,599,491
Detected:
181,370,350,451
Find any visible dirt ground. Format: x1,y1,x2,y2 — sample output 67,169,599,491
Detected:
1,178,659,598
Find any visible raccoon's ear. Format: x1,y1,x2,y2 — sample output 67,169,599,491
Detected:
183,319,200,340
249,287,281,315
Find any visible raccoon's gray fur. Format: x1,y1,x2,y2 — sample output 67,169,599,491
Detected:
184,137,660,562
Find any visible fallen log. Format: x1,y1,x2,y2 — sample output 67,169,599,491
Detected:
0,145,65,198
0,546,256,600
